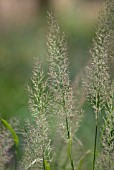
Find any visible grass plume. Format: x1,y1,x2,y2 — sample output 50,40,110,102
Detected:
20,59,52,170
83,0,114,169
47,12,82,170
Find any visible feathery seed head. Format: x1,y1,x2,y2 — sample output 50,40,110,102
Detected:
47,12,82,140
83,0,114,112
21,59,52,169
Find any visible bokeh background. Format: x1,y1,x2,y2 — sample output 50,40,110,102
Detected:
0,0,104,169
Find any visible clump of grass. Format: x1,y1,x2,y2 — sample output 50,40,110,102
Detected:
0,1,114,169
20,12,83,170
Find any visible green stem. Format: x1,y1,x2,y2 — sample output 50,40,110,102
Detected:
66,116,74,170
14,144,17,170
92,111,98,170
69,142,74,170
66,116,70,139
43,154,46,170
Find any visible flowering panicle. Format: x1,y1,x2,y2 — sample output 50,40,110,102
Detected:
84,0,114,113
20,59,52,169
47,13,82,141
83,1,114,169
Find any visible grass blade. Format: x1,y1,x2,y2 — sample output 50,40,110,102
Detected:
0,117,19,148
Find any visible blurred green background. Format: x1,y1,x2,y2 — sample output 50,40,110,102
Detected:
0,0,104,169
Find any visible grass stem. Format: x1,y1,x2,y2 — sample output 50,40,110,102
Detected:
66,116,74,170
92,111,98,170
14,145,17,170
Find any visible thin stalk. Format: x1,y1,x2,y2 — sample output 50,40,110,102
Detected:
43,153,46,170
14,144,17,170
92,109,99,170
43,159,46,170
66,116,70,139
69,140,74,170
62,92,74,170
43,153,51,170
66,116,74,170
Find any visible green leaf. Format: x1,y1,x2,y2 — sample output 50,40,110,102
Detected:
0,117,19,148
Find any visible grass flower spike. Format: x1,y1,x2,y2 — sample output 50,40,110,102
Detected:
47,12,81,141
83,0,114,169
47,12,82,170
20,59,52,170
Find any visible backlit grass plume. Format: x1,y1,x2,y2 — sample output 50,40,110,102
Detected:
1,3,114,169
20,59,52,170
47,12,82,170
83,0,114,169
47,12,82,140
